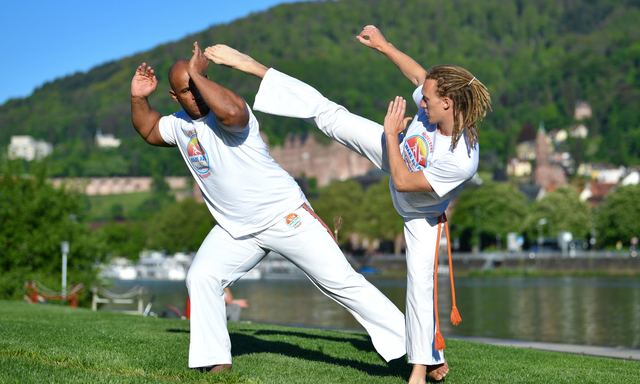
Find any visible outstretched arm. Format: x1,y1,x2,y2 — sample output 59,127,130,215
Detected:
357,25,427,87
131,63,171,146
384,96,434,192
223,288,249,308
188,42,250,131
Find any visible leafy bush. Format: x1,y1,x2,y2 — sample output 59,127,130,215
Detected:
0,159,105,304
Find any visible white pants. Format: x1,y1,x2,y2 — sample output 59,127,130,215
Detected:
186,204,406,368
255,69,444,365
254,69,390,172
404,218,444,365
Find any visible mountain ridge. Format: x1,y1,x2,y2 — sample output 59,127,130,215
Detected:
2,0,639,176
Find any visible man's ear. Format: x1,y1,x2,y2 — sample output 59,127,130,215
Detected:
443,97,451,110
169,90,179,104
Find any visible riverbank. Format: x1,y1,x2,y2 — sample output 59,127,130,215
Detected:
357,252,640,277
104,275,640,349
450,336,640,360
1,300,638,383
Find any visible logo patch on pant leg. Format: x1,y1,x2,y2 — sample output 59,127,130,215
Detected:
286,213,302,228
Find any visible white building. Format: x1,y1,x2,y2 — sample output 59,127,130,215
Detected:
596,165,626,184
576,163,626,183
95,129,121,148
8,136,53,161
506,157,532,177
621,170,639,186
569,123,589,139
574,101,592,121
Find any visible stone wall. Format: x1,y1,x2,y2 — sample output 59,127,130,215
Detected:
269,134,375,186
49,176,189,196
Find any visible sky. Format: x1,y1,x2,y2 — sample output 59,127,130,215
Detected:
0,0,303,106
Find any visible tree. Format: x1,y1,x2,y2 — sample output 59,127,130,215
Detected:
97,222,147,259
360,176,404,242
522,185,592,241
451,182,528,250
309,179,364,244
596,184,640,248
146,198,216,254
0,159,105,301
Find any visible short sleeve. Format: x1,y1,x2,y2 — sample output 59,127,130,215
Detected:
212,102,253,134
412,85,424,109
158,115,178,146
423,154,473,197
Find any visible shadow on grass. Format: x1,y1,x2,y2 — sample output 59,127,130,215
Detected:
250,329,374,354
165,328,410,380
231,333,410,380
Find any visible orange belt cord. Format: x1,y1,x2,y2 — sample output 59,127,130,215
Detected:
444,212,462,326
433,213,462,351
433,216,445,350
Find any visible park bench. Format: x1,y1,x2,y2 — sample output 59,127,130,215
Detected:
25,281,85,307
91,285,146,315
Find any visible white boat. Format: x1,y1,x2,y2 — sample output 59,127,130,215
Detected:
258,253,305,279
98,257,137,280
136,251,192,281
240,268,263,280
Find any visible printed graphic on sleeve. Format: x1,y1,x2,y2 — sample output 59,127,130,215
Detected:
188,134,210,176
402,134,432,171
286,213,302,228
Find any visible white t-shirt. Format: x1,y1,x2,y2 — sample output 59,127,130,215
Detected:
158,107,307,238
390,85,479,223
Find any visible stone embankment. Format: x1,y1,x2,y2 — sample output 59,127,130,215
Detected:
349,251,640,274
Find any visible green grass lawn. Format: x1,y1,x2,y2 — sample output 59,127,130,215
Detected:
0,300,637,383
85,192,156,222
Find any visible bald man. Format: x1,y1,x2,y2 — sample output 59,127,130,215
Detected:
130,42,407,372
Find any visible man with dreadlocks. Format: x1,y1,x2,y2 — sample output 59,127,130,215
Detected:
204,24,490,383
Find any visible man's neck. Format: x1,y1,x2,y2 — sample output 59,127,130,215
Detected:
437,123,453,136
437,112,463,136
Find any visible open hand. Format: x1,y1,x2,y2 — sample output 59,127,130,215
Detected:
232,299,249,309
131,63,158,98
356,25,389,51
384,96,412,136
188,42,209,77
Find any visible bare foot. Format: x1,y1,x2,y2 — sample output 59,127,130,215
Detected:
408,364,427,384
427,361,449,381
204,44,268,78
208,364,232,373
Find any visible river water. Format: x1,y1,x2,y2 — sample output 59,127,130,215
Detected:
108,275,640,349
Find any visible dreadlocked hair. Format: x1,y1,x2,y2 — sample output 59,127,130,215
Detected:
425,65,492,150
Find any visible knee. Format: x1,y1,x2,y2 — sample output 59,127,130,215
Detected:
186,267,222,291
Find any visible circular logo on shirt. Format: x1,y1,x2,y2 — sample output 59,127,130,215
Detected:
403,135,430,170
286,213,302,228
187,134,210,174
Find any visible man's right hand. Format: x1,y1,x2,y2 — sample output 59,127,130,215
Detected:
356,25,390,51
131,63,158,98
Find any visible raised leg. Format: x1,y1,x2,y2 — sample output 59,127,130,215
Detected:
207,44,389,171
204,44,268,79
254,69,389,172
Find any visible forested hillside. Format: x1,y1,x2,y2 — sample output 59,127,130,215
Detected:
1,0,639,176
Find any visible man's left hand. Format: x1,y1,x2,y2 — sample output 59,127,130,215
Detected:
384,96,412,137
188,42,209,77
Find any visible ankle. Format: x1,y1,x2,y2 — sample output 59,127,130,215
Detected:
209,364,232,373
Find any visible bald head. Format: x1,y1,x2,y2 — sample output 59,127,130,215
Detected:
167,60,210,119
168,60,190,92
